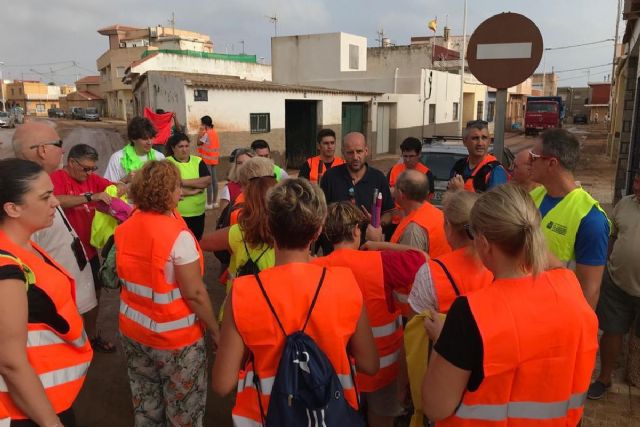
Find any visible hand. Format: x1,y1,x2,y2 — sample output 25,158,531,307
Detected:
115,182,128,198
423,309,445,342
365,224,383,242
92,192,112,205
359,204,372,222
210,323,220,351
448,174,465,192
360,240,381,251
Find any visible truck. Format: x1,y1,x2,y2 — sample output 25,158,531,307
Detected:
524,96,565,135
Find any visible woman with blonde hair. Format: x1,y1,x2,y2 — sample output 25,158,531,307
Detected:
200,156,277,314
115,160,218,427
422,184,598,426
218,148,255,213
212,178,378,426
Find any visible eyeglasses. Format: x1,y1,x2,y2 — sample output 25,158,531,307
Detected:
72,158,98,173
464,224,476,240
466,120,488,127
29,140,63,150
528,149,554,162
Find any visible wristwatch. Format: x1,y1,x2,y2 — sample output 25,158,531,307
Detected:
83,192,93,202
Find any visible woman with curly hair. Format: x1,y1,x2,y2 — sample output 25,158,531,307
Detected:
200,156,277,317
115,160,219,427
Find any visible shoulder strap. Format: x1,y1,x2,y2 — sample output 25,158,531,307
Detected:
242,237,270,266
253,267,327,337
432,258,460,296
56,207,75,234
451,157,467,176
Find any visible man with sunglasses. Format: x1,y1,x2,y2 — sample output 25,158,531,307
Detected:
448,120,508,193
529,128,610,309
50,143,118,353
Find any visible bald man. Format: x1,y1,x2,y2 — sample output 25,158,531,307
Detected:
13,122,111,352
510,149,540,192
389,169,451,256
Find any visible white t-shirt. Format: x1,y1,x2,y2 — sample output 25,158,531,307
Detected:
220,184,231,203
32,209,97,314
104,148,166,182
164,231,200,284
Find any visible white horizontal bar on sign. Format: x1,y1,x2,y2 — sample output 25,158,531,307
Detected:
476,43,532,60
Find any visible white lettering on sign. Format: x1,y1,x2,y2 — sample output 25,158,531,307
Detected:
476,43,532,60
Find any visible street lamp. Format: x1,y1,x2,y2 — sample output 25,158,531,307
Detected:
0,61,4,112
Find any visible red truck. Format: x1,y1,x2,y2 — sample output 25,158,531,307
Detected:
524,96,565,135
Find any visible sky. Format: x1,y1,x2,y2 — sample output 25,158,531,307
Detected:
0,0,622,87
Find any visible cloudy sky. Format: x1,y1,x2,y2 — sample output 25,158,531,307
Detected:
0,0,621,87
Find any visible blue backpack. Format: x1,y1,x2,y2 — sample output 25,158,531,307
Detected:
252,268,364,427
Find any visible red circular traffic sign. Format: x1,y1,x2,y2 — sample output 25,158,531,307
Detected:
467,12,543,89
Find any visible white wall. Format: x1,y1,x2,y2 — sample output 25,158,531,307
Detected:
132,53,272,82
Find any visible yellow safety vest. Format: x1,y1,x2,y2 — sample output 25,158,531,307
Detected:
167,156,206,217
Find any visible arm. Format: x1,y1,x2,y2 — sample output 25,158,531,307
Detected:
181,176,211,190
422,351,470,421
0,279,62,426
56,192,112,208
211,296,246,396
181,187,205,197
486,165,508,190
575,264,605,309
361,240,428,259
298,161,311,180
174,261,219,346
199,227,231,252
347,306,379,375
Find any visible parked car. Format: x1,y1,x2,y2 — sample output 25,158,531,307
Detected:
573,113,588,124
47,108,65,118
420,136,514,206
0,111,16,128
70,107,85,120
84,107,100,121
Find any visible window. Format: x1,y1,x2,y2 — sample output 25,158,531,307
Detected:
487,101,495,122
452,102,459,121
36,104,45,113
194,89,208,102
116,67,126,77
476,101,484,121
428,104,436,124
349,44,359,70
250,113,270,133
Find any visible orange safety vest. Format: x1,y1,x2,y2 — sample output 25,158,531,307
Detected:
430,247,493,313
198,128,220,165
0,232,93,420
389,162,431,225
229,192,245,226
462,154,498,192
307,156,345,184
437,269,598,426
390,201,451,257
115,210,204,350
231,263,362,426
312,249,402,392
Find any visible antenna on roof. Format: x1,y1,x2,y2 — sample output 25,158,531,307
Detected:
266,14,278,37
168,12,176,34
376,27,386,47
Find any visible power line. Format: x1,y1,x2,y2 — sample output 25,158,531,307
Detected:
3,60,76,68
557,69,608,83
555,63,612,73
546,38,614,51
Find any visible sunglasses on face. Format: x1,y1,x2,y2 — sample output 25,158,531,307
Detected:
72,158,98,172
528,150,554,162
29,140,63,149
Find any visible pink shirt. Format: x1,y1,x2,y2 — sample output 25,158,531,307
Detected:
50,169,112,259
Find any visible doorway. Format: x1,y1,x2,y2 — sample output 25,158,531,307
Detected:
285,100,318,169
342,102,365,136
376,104,391,154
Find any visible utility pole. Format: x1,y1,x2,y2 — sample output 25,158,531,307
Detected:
459,0,467,135
0,61,4,112
239,40,245,55
376,28,386,47
267,15,278,37
168,12,176,35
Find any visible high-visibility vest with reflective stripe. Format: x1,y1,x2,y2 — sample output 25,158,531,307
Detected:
312,249,403,392
230,192,245,226
0,233,93,420
389,162,431,225
430,247,493,313
460,154,499,192
167,156,207,217
231,263,362,424
438,269,598,427
307,156,345,184
197,128,220,165
115,210,204,350
530,186,610,265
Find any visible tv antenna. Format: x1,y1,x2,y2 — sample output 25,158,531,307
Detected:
266,14,278,36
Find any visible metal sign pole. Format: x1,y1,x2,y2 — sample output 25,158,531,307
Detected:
493,88,508,163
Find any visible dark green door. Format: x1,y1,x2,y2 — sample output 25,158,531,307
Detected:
285,100,318,169
342,103,365,136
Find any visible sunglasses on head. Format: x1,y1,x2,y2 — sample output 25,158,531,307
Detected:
466,120,488,128
29,140,63,150
528,150,554,162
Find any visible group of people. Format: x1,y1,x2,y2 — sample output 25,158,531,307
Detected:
0,114,634,427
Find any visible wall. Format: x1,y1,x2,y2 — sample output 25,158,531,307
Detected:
131,53,272,82
97,46,147,94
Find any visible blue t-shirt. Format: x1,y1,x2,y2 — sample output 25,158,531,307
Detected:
539,195,610,266
449,159,508,191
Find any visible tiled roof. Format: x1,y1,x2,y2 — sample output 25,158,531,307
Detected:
98,24,142,34
76,76,100,84
147,71,382,96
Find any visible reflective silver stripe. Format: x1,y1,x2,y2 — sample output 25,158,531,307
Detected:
232,414,263,427
380,349,401,369
27,329,88,349
120,301,196,333
456,392,588,421
371,316,402,338
237,371,355,394
123,280,184,305
393,290,408,303
0,361,90,392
